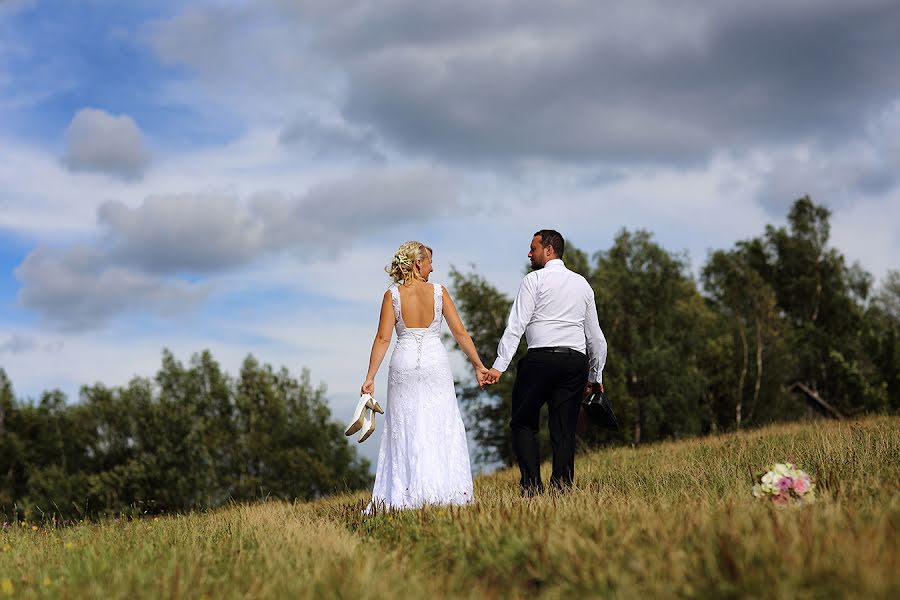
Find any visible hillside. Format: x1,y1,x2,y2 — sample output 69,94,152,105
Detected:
2,416,898,598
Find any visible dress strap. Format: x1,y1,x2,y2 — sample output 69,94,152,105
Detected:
388,285,402,324
432,283,443,325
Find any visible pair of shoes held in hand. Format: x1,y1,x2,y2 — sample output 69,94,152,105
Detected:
345,393,384,443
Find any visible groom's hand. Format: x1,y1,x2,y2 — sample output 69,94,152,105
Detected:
486,368,502,385
584,381,603,397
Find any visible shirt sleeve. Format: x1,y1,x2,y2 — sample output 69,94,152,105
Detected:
491,275,538,372
584,286,607,383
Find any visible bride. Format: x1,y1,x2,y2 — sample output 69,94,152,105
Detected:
357,241,487,510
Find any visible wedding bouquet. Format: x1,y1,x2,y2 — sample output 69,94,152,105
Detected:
752,462,815,506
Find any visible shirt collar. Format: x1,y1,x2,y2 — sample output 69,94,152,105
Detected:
545,259,565,269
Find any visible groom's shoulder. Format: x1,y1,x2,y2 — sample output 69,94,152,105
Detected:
571,271,594,293
522,270,542,285
555,267,592,293
569,270,591,285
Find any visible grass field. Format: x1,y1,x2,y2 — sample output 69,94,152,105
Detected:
2,416,898,599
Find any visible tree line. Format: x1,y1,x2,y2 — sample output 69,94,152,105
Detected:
1,351,371,520
2,196,897,516
450,197,899,465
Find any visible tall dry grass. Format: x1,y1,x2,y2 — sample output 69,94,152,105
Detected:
2,416,897,598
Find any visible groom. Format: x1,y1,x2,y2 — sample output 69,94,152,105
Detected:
484,230,607,495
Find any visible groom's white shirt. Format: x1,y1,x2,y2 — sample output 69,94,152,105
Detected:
492,259,607,383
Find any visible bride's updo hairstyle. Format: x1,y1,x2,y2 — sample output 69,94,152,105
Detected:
386,241,432,285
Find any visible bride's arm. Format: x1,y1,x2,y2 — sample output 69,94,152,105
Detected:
442,286,488,376
361,291,395,395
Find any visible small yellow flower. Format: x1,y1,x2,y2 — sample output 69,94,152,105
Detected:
43,576,52,587
64,542,75,550
153,517,159,522
31,525,38,531
1,578,13,596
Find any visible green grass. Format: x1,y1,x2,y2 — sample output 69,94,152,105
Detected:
2,416,898,598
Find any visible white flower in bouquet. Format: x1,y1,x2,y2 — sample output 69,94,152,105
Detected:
753,463,815,506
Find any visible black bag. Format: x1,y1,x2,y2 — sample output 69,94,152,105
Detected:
582,391,620,431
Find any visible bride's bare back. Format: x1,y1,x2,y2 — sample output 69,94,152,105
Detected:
361,242,488,400
397,282,436,328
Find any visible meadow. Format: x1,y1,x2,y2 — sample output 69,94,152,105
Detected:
2,416,897,599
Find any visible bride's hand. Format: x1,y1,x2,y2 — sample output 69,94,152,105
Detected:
361,379,375,395
475,366,489,389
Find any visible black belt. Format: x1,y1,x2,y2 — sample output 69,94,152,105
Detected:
528,346,585,357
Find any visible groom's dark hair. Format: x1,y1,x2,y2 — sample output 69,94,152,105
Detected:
534,229,565,259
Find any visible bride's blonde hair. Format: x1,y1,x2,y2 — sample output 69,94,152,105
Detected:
386,241,432,285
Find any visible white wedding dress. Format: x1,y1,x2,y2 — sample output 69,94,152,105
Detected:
369,282,474,511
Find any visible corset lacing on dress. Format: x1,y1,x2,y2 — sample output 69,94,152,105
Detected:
408,329,426,369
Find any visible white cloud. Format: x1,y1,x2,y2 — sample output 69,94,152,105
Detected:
143,1,900,166
11,162,466,329
0,333,38,353
63,108,150,179
831,197,900,282
15,244,210,330
279,112,383,161
98,193,266,273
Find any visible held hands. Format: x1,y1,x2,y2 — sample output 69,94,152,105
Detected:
477,367,502,388
475,366,490,389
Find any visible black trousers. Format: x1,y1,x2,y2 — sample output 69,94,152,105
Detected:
510,349,588,495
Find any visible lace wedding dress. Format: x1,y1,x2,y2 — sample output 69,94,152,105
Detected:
369,282,474,511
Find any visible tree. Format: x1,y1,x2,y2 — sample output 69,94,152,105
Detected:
1,351,371,520
754,197,887,415
866,270,900,412
0,370,26,509
590,230,720,443
702,247,784,427
448,267,521,466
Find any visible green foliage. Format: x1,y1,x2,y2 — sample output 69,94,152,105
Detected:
0,353,371,520
866,270,900,412
447,267,521,465
450,197,899,466
590,230,718,444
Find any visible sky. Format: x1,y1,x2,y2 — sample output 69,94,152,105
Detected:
2,0,899,468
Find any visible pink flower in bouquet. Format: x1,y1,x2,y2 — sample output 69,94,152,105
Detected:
776,476,793,491
771,493,789,506
754,463,815,506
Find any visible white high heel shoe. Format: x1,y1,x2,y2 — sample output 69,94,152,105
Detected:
361,392,384,415
345,394,382,436
358,408,376,443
